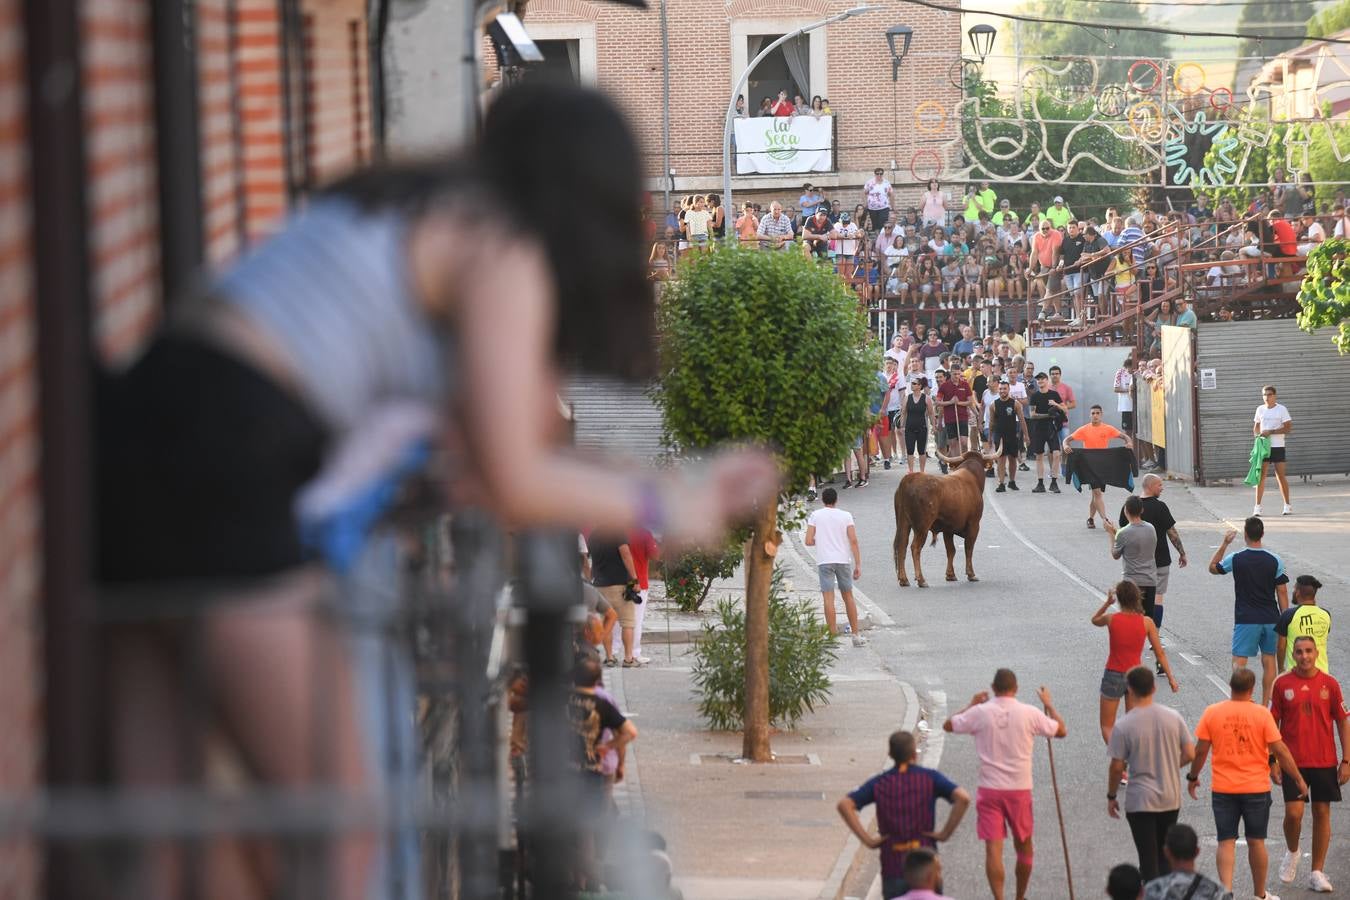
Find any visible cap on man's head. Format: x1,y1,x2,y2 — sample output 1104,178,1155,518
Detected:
1053,195,1064,203
840,212,851,222
998,376,1011,384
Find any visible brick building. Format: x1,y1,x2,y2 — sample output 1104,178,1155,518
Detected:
2,2,373,895
512,0,963,210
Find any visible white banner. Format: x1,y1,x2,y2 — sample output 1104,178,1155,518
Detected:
733,115,833,174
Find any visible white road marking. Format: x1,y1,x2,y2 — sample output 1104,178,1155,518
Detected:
1179,652,1204,666
987,494,1103,601
1206,673,1231,695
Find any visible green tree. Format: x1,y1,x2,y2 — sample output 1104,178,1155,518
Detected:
1237,0,1318,61
1296,238,1350,353
1196,114,1350,208
1309,0,1350,38
1017,0,1170,85
654,246,875,761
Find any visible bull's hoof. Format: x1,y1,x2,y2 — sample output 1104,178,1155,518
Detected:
945,573,957,582
916,579,928,588
968,574,980,582
897,578,909,587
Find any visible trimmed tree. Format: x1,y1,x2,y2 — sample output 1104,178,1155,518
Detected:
654,245,876,761
1296,238,1350,354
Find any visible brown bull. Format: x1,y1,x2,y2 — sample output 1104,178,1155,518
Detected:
893,449,996,587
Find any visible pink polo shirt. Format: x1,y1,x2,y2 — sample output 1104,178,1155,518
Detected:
948,696,1059,790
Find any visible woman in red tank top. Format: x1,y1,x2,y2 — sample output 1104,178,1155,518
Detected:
1091,580,1178,745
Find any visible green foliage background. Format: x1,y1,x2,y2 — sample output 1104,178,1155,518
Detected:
690,568,837,732
1237,0,1319,61
1309,0,1350,38
1296,238,1350,353
1016,0,1170,85
653,245,877,497
660,544,743,613
961,75,1139,220
1196,117,1350,208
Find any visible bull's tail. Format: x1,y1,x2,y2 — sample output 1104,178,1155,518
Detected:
893,492,909,578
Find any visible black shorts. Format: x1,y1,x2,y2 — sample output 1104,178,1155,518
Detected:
1266,446,1287,464
887,409,900,429
1028,426,1060,455
905,428,928,456
97,335,328,582
994,432,1021,457
945,421,969,440
1121,410,1134,431
867,207,890,232
1282,767,1342,803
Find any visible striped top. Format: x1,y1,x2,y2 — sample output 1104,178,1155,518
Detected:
214,197,446,434
847,764,958,878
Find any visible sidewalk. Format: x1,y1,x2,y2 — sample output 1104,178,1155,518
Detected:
1180,474,1350,588
609,536,910,900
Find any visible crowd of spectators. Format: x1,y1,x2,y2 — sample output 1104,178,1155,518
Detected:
651,171,1349,335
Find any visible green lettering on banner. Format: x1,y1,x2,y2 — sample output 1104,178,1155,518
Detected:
763,117,801,163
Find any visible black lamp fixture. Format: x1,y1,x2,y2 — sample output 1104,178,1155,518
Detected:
967,23,996,64
886,24,914,81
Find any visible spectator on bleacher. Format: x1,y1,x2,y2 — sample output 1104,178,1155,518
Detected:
940,255,962,309
792,94,809,116
770,90,794,116
809,95,826,117
1188,194,1213,225
1045,196,1073,229
709,194,725,241
648,239,671,281
915,255,940,309
1267,209,1297,259
888,256,914,304
1119,215,1147,263
975,210,993,239
683,195,714,249
998,217,1026,253
875,214,903,262
921,178,947,228
992,198,1016,228
1215,197,1236,227
863,167,894,232
832,213,862,261
1061,220,1087,324
757,96,773,116
735,203,759,244
954,324,978,355
1297,210,1325,256
1174,296,1197,330
800,183,823,217
1006,245,1027,305
902,206,922,232
1333,203,1350,238
961,255,983,308
927,227,952,257
1080,226,1111,315
803,208,832,258
757,201,795,250
1031,219,1065,320
1024,201,1042,227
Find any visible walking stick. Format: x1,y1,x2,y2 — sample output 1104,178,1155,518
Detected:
1045,736,1076,900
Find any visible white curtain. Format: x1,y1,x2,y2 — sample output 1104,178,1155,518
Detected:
564,40,580,83
781,34,810,99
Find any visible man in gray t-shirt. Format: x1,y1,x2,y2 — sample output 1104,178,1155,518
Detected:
1106,494,1158,617
1107,666,1195,882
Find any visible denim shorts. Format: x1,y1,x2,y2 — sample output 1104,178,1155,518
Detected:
1231,623,1277,658
1212,791,1271,841
818,562,854,592
1100,669,1128,700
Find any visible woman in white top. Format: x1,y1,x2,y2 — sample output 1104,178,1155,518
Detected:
683,194,714,248
920,178,947,228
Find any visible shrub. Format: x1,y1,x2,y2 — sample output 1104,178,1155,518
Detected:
690,568,837,732
660,542,743,613
1296,238,1350,354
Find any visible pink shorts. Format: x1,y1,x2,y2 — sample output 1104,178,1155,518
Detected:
976,787,1034,841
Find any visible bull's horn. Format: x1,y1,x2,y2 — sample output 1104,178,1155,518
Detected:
935,451,958,466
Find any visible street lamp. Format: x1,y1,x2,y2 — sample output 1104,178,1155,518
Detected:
886,24,913,81
967,23,996,64
722,4,877,234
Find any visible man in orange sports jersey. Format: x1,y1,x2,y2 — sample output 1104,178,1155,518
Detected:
1065,404,1134,530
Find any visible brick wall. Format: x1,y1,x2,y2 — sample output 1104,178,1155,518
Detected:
517,0,961,205
301,0,371,186
0,0,40,894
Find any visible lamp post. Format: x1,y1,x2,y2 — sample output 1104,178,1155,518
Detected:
967,23,996,64
887,25,914,189
721,4,877,236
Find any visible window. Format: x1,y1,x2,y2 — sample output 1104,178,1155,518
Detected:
526,39,581,84
747,34,809,112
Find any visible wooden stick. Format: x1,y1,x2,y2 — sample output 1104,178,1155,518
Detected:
1046,736,1076,900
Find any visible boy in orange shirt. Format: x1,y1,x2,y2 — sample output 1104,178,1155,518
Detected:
1187,668,1307,898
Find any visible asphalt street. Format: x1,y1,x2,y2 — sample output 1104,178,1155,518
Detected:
812,462,1350,900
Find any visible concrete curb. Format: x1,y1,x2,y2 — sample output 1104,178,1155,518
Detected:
815,677,920,900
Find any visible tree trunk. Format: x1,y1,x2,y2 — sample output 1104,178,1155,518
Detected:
741,501,777,761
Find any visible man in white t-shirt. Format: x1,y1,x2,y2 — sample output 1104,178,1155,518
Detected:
832,213,861,259
1253,384,1293,516
805,488,865,646
1297,210,1326,256
1114,356,1135,432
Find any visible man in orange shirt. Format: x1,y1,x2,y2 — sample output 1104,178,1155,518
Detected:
1187,667,1307,899
1065,404,1133,530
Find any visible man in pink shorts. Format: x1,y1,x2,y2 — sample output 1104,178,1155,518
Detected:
944,668,1067,900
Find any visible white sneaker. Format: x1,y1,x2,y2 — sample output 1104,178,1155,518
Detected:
1279,848,1299,883
1255,891,1281,900
852,634,868,648
1282,504,1293,516
1309,870,1334,892
1253,504,1263,516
